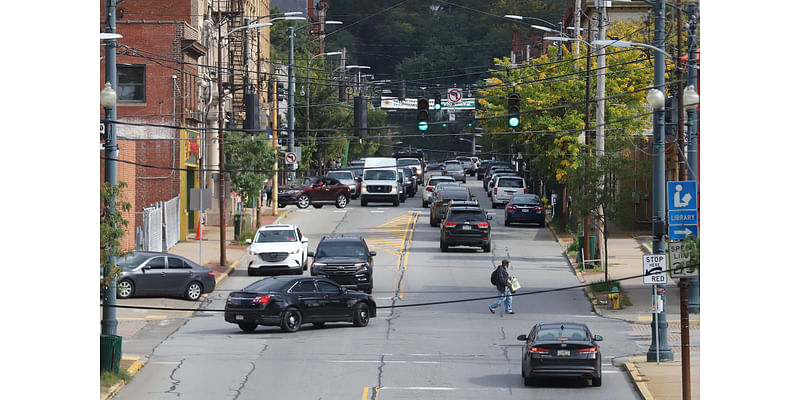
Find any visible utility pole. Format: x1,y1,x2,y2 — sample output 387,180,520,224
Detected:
648,0,674,363
101,0,119,338
685,1,700,316
217,10,227,268
595,1,607,269
288,26,297,182
582,21,592,267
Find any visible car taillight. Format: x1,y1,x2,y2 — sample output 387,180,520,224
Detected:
476,222,489,227
426,186,434,191
534,206,543,212
529,347,550,354
578,347,598,354
252,296,271,304
507,205,517,210
208,272,215,278
493,187,497,195
444,222,457,227
523,188,527,193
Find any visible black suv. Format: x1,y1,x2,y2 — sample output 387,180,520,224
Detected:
430,187,472,226
308,236,376,293
440,202,492,252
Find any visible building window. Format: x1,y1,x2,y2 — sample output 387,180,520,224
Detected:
117,64,145,102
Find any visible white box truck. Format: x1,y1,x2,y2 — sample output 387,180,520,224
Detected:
360,157,400,206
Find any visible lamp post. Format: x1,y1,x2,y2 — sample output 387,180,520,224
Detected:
684,1,700,316
101,0,120,339
287,19,342,182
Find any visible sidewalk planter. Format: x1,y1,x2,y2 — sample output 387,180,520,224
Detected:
100,334,122,374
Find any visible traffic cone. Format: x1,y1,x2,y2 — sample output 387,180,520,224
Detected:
195,214,205,240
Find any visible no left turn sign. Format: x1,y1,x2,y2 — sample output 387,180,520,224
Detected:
285,152,297,164
447,88,462,103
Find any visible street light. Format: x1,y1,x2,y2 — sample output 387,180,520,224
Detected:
592,39,673,59
286,18,343,181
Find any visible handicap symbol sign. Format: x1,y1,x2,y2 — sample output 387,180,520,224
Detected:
667,181,697,210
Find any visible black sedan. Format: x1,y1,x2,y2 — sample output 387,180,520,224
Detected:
114,252,216,301
224,276,377,333
517,322,604,387
505,194,546,227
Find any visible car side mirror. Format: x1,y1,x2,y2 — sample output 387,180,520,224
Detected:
339,286,347,294
307,251,315,258
369,251,376,257
517,334,528,341
594,335,603,341
487,215,492,220
142,265,151,271
246,239,252,244
301,237,308,243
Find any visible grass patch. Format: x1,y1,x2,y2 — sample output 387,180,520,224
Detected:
101,369,131,392
589,280,622,293
233,229,256,246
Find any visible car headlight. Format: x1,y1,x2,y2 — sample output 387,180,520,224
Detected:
288,248,300,254
248,248,258,256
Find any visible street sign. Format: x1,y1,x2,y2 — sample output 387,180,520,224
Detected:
667,181,697,210
447,88,462,103
642,254,668,285
668,224,698,240
668,210,697,226
669,241,699,278
285,152,297,165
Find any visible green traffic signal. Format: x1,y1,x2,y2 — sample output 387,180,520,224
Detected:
418,121,429,131
508,116,520,128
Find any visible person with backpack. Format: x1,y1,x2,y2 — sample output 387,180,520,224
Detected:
489,259,514,314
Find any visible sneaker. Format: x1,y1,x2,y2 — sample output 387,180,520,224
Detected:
507,311,515,314
488,306,495,314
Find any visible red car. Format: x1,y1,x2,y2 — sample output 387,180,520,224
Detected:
277,176,351,209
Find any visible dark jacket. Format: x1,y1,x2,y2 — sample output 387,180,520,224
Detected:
491,265,510,292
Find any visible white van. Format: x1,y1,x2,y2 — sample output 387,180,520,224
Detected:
360,157,400,206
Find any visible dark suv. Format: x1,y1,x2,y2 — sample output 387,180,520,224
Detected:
277,176,351,209
440,202,492,252
308,236,376,293
430,187,472,226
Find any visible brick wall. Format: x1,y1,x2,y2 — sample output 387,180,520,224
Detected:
100,139,137,252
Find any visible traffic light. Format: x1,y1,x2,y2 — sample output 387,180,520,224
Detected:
354,95,368,138
434,92,442,110
508,93,520,128
417,97,429,131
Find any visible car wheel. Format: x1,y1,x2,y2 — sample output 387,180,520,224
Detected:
393,197,400,206
278,203,286,208
361,198,368,207
336,194,348,208
353,303,370,327
591,376,602,387
523,373,537,387
280,307,302,332
238,323,258,332
504,218,510,226
184,281,203,301
313,204,323,209
422,200,428,208
483,243,491,253
297,194,311,209
440,241,448,252
313,322,325,329
117,279,134,299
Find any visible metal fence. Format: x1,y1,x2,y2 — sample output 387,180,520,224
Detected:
138,195,181,252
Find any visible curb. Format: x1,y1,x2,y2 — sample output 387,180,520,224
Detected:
101,359,144,400
623,357,656,400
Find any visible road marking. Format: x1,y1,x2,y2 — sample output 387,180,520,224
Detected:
334,210,347,213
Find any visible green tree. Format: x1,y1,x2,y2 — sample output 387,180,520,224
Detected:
100,182,131,292
224,130,276,225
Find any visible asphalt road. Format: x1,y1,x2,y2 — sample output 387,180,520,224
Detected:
114,177,643,400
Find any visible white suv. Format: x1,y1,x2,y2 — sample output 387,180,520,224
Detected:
245,224,309,276
491,175,527,208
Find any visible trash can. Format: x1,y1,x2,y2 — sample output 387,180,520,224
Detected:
100,334,122,374
608,287,621,310
234,214,242,240
577,235,596,261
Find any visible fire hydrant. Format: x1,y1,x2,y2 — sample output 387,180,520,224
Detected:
608,287,621,310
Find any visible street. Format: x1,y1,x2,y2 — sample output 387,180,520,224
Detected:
113,178,644,400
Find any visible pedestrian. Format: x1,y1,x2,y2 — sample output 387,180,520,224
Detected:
488,259,514,314
263,179,273,207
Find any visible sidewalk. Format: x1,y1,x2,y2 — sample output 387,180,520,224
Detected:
103,211,288,400
549,225,700,400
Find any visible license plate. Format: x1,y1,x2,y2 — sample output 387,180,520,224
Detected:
522,209,530,213
235,315,244,321
462,225,471,230
557,350,570,356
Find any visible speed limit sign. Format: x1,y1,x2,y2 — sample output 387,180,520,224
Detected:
642,254,668,284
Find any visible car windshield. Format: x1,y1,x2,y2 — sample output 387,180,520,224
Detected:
398,159,419,166
364,170,396,180
447,211,486,222
498,178,523,187
441,191,469,201
243,278,291,292
254,230,297,243
511,195,541,205
435,182,460,190
429,178,454,185
445,164,462,171
536,327,589,341
315,243,367,258
118,253,153,269
327,172,352,181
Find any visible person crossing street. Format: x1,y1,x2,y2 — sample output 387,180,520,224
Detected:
489,259,514,314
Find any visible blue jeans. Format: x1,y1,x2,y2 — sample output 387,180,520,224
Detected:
490,287,512,312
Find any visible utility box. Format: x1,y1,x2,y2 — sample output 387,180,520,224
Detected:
577,235,597,262
100,334,122,374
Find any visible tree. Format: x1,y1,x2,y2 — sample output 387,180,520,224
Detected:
224,131,276,226
100,182,131,293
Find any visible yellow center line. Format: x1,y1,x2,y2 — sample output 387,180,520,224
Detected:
397,213,418,300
